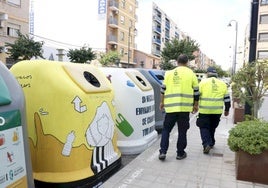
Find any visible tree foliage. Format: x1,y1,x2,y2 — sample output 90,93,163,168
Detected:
67,46,96,63
99,51,121,66
160,38,199,70
211,64,229,78
231,60,268,119
5,32,44,61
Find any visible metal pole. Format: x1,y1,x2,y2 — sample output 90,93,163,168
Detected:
248,0,259,63
233,21,238,75
127,26,131,68
245,0,259,116
228,20,238,76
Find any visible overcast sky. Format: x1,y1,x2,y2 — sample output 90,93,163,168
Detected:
33,0,251,70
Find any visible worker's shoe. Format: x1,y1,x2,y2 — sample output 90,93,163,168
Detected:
158,153,166,161
203,145,212,154
176,152,187,160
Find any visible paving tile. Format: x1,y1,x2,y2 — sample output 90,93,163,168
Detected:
102,108,268,187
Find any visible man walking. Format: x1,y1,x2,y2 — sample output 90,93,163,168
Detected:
196,67,231,154
159,54,199,160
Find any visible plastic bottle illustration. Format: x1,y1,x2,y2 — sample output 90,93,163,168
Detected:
61,131,75,156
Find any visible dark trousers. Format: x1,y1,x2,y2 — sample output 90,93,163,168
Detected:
159,112,190,156
196,113,221,147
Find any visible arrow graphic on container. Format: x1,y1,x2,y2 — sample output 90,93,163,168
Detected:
72,96,87,113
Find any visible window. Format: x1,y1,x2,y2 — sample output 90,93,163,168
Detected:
260,14,268,24
120,48,124,56
259,33,268,42
257,51,268,59
7,23,20,37
7,0,21,6
121,0,126,8
261,0,268,5
120,31,124,41
120,15,125,24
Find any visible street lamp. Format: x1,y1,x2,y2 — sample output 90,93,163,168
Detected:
228,20,238,76
127,26,131,68
127,26,137,68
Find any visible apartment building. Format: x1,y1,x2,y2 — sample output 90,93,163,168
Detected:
151,2,181,57
0,0,29,66
106,0,138,68
256,0,268,59
243,0,268,64
135,2,214,70
136,2,180,57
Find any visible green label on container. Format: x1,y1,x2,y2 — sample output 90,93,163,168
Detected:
0,74,12,106
0,110,27,187
115,113,134,137
0,110,21,131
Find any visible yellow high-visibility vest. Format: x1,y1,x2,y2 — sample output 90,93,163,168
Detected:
199,77,229,114
163,66,199,113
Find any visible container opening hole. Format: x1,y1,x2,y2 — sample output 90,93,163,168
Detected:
156,75,164,81
83,71,100,87
136,76,146,86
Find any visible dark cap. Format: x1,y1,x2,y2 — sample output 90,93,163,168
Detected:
207,67,218,77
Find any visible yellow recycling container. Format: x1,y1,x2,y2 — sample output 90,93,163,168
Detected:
0,62,34,188
100,67,158,155
10,60,121,187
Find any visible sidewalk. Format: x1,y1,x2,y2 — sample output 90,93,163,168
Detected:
103,108,268,188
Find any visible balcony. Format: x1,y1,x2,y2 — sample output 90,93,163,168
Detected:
153,26,161,34
109,0,119,10
175,31,179,39
153,15,161,24
152,38,161,45
108,18,118,28
165,32,170,40
152,49,161,57
108,35,118,44
165,23,170,30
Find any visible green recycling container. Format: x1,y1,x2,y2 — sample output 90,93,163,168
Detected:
0,62,34,188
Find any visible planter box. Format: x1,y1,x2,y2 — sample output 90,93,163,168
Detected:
236,150,268,184
233,102,244,124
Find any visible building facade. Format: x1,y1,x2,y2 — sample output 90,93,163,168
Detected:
256,0,268,59
134,49,160,69
151,2,180,57
106,0,138,68
0,0,29,65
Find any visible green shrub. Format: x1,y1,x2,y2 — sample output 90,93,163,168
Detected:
228,120,268,155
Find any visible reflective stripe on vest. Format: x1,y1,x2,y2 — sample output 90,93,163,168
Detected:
199,77,227,114
199,97,224,113
163,67,198,113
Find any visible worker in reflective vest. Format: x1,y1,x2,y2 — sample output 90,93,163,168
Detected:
159,54,199,161
196,67,231,154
